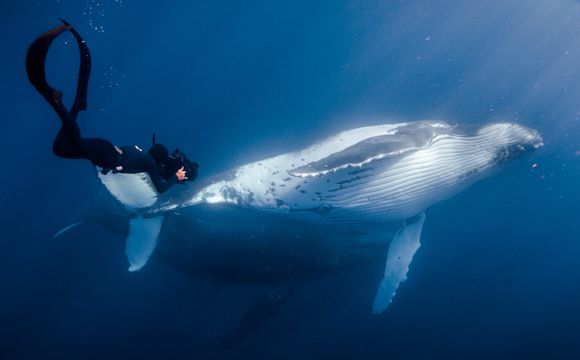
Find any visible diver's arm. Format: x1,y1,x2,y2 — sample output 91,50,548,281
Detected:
142,156,179,194
149,165,187,193
118,147,183,193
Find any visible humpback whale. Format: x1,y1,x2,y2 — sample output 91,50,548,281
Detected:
97,120,542,314
55,119,541,348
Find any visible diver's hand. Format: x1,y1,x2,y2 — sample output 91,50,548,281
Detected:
176,166,188,181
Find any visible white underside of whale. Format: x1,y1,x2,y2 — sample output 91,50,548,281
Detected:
91,120,541,313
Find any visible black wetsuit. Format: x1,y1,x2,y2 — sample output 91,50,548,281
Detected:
26,20,177,193
117,146,177,193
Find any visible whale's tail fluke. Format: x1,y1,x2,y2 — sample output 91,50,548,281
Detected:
216,283,297,350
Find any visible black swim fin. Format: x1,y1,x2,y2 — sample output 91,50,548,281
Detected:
25,19,92,119
60,19,91,118
25,23,70,111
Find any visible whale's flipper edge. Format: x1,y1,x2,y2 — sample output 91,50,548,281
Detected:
372,212,425,314
126,216,164,272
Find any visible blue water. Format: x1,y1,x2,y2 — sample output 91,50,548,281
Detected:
1,0,579,359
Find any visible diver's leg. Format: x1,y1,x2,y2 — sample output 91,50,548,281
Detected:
77,137,121,169
53,127,83,159
53,130,120,168
27,21,115,167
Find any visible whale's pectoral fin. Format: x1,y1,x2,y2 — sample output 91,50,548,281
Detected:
373,212,426,314
125,215,164,272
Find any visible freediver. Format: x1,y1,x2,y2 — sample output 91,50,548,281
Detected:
26,19,198,193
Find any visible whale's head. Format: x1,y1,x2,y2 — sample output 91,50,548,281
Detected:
476,123,543,163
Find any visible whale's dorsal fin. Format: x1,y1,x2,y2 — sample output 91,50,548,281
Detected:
373,212,426,314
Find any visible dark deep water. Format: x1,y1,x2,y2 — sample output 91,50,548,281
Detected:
1,0,580,359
